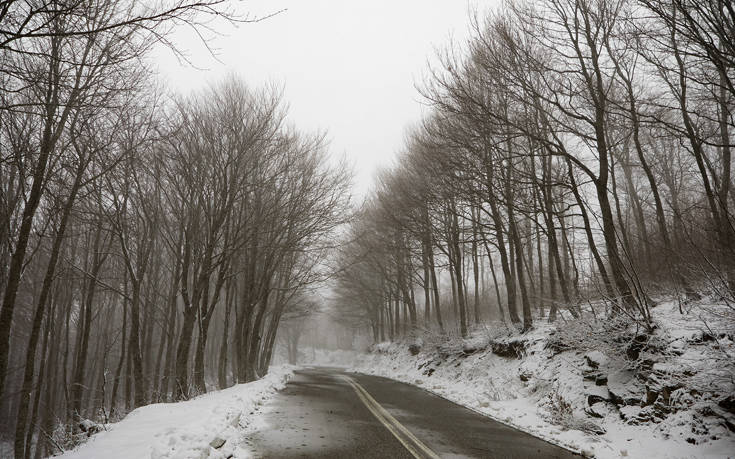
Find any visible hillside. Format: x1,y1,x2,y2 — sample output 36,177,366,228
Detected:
350,299,735,458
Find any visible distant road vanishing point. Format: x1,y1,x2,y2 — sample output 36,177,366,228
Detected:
249,367,579,458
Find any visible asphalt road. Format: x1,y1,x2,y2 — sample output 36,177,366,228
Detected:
248,367,578,458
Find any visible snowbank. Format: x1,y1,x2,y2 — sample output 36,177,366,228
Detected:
350,300,735,459
58,366,296,459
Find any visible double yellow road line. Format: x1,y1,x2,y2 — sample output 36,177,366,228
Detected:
341,375,441,459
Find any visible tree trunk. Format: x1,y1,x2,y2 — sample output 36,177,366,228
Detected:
71,220,106,418
174,306,197,399
14,164,85,458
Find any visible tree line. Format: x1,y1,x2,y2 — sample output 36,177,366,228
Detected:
334,0,734,342
0,1,349,457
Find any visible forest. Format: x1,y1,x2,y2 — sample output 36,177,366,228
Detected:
334,0,734,343
1,0,734,458
0,1,349,458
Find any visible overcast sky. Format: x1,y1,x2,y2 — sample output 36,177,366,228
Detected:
156,1,494,197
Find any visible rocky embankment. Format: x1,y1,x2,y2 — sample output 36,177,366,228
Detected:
351,300,735,458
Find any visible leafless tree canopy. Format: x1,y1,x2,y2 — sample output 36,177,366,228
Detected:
0,2,349,457
1,0,733,456
333,0,734,343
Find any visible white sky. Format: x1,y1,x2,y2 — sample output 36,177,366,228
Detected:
155,1,495,197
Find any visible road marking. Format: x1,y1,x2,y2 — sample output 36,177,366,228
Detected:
340,375,441,459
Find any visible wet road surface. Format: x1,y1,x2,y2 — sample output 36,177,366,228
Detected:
248,367,578,458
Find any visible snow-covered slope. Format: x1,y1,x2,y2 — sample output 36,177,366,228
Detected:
58,366,296,459
350,300,735,459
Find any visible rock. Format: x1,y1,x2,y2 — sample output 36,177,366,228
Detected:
651,362,678,374
491,339,526,359
595,374,608,386
638,358,656,371
669,388,697,410
519,371,532,382
608,370,644,406
78,419,102,437
724,418,735,433
670,338,686,349
645,387,658,406
210,437,226,449
584,404,601,418
462,335,490,354
652,399,671,417
584,351,609,369
587,394,607,405
621,404,668,425
584,401,610,419
78,419,95,432
619,405,642,422
408,343,421,356
688,331,716,344
626,335,648,360
718,395,735,415
585,384,611,406
646,403,669,421
644,373,683,407
660,384,683,405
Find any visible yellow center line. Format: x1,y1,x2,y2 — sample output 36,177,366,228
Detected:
340,375,441,459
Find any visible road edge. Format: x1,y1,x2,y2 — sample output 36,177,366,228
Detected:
347,369,586,457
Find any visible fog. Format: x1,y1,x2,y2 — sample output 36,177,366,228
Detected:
155,0,493,195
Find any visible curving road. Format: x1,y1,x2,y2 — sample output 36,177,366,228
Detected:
248,367,578,458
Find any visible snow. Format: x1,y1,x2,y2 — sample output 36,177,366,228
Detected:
584,351,610,368
50,299,735,458
349,300,735,459
58,366,296,459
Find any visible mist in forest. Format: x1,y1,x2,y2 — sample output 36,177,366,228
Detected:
1,1,734,458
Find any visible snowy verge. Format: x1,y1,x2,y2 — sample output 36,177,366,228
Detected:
58,365,297,459
350,340,592,456
349,300,735,459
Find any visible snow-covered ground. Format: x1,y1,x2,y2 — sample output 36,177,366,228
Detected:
52,300,735,459
58,365,296,459
350,299,735,459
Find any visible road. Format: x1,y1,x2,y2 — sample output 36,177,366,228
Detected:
248,367,578,458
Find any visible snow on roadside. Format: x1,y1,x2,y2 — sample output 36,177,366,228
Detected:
350,335,597,455
350,301,735,459
58,365,296,459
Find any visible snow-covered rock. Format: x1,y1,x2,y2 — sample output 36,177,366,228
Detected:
584,350,609,369
77,419,103,437
607,370,644,406
490,337,526,359
462,333,490,354
585,384,611,406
